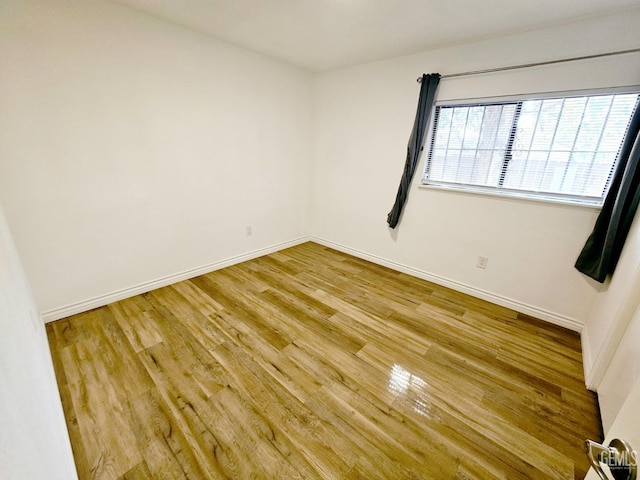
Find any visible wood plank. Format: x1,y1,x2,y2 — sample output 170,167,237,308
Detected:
211,340,356,478
61,335,140,478
46,322,92,480
109,301,163,353
121,462,154,480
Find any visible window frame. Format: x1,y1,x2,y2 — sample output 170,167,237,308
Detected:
420,86,640,207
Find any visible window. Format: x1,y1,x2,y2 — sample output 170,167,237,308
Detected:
422,90,640,205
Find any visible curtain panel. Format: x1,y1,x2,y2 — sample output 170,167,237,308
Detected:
387,73,440,229
575,101,640,282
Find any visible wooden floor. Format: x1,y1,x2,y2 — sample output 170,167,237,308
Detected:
47,242,601,480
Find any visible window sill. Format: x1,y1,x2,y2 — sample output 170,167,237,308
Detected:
418,183,603,210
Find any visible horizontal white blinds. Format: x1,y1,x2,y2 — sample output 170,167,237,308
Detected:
423,92,639,203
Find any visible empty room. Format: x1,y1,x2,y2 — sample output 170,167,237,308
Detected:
2,1,640,479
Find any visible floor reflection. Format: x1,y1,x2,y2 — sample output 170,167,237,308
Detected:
388,364,432,418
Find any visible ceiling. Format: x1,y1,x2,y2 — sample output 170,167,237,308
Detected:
111,0,640,71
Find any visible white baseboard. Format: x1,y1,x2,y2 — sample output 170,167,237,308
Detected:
43,234,585,335
310,236,584,333
42,237,310,323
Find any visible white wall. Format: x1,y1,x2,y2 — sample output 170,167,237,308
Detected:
310,10,640,330
0,204,77,480
583,209,640,395
0,0,312,317
597,298,640,433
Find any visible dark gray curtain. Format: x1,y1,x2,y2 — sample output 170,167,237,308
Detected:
575,101,640,282
387,73,440,229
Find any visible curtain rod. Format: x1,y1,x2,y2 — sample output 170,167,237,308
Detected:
417,47,640,82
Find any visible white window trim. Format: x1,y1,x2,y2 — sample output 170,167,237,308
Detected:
420,85,640,208
417,182,602,210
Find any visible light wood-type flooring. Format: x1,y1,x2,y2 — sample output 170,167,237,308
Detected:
47,242,602,480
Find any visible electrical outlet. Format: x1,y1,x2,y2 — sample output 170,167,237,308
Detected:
246,225,252,236
477,256,488,269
